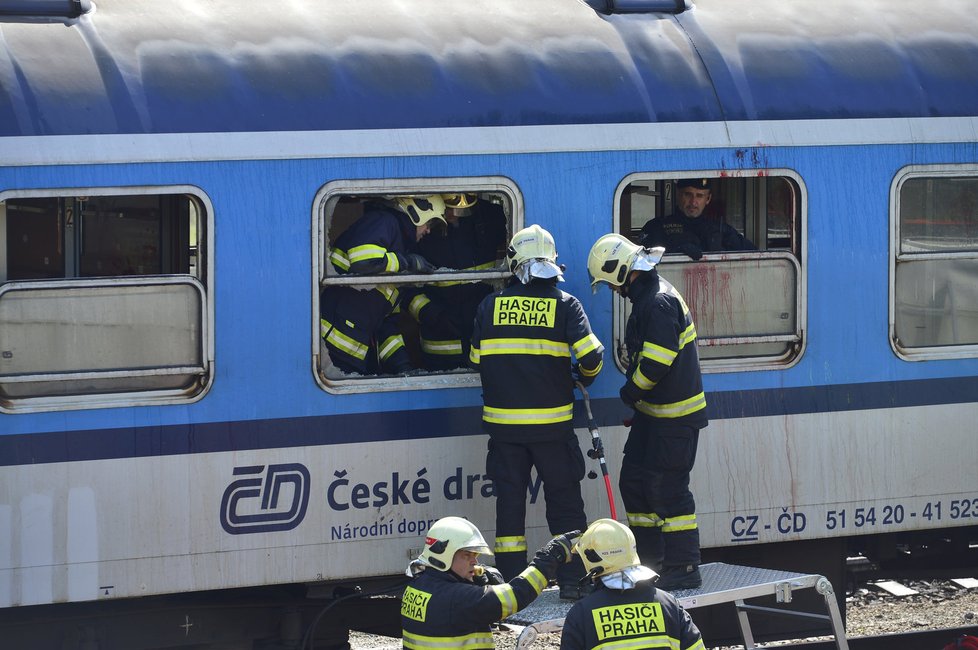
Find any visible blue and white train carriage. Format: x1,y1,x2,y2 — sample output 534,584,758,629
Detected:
1,0,977,646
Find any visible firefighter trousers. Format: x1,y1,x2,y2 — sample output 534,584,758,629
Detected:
619,420,701,570
485,435,588,586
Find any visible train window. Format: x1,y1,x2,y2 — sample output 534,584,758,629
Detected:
892,167,978,359
0,188,213,413
615,172,806,371
313,178,519,394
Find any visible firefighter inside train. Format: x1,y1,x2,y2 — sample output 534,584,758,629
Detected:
401,516,580,649
320,195,445,375
404,192,508,370
470,225,604,600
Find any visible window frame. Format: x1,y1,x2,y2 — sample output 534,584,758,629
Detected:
890,164,978,361
612,169,808,373
0,185,215,413
312,176,522,394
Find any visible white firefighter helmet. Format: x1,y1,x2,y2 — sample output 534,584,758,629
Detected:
417,516,492,572
395,195,448,226
586,234,664,292
575,519,656,586
506,224,562,283
442,193,478,209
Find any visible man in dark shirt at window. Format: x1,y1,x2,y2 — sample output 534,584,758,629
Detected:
641,179,755,260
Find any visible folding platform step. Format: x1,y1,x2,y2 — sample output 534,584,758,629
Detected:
504,562,849,650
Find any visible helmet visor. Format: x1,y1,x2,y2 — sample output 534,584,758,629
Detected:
631,246,664,273
514,259,563,284
600,565,657,589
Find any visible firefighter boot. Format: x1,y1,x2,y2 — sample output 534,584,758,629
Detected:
656,564,701,591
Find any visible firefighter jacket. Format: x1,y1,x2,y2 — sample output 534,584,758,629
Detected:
621,270,708,428
401,563,550,650
405,202,507,365
470,279,604,443
641,210,756,255
320,202,417,371
559,579,706,650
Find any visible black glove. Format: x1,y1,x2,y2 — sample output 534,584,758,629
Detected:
620,385,638,409
541,531,581,565
404,253,436,274
473,565,504,586
678,241,703,260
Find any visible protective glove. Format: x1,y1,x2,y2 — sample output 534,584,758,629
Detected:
619,384,638,409
541,531,582,564
571,364,583,387
404,253,437,274
678,241,703,260
473,565,505,586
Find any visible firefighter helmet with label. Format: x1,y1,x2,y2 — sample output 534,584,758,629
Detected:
587,233,664,291
575,518,642,577
417,516,492,572
395,195,447,226
506,224,562,282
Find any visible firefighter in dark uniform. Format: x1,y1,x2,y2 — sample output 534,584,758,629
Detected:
641,178,755,259
587,233,708,590
401,516,580,650
320,195,445,375
405,193,508,370
560,518,705,650
470,225,604,599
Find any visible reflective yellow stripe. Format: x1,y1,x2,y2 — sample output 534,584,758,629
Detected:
679,323,697,349
641,341,677,365
479,338,571,358
469,345,481,365
634,392,707,418
631,365,656,391
626,511,663,528
687,639,707,650
579,359,603,378
384,251,400,273
518,565,548,594
662,513,698,533
421,339,463,356
329,248,351,271
408,294,431,320
572,333,603,357
494,536,527,553
491,583,519,618
593,634,680,650
347,243,388,265
402,629,495,650
377,285,399,306
378,334,405,361
483,403,573,425
320,318,368,360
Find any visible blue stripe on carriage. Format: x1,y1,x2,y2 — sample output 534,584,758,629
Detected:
1,376,975,466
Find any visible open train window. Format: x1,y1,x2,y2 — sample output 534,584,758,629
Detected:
313,178,519,394
0,187,213,413
891,166,978,359
614,172,806,371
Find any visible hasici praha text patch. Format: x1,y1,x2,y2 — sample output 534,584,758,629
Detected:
590,602,666,640
493,297,556,327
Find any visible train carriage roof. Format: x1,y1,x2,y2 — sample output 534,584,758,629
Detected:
1,0,977,137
